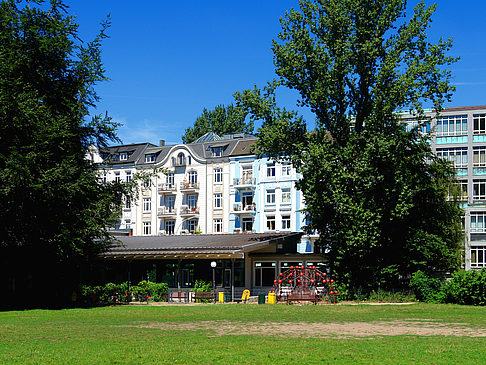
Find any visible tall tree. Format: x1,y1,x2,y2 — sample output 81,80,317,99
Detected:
182,104,252,143
0,0,126,306
235,0,463,287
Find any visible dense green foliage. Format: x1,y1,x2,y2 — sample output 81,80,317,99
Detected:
182,103,252,143
80,281,169,303
236,0,463,287
410,269,486,306
0,0,126,306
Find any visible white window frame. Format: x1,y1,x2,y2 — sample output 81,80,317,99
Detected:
242,217,253,232
187,194,198,209
266,164,275,177
166,172,175,186
473,179,486,201
188,170,197,184
282,215,291,230
114,172,121,182
266,189,276,204
474,114,486,135
266,215,276,231
214,168,223,183
119,152,128,161
211,146,223,157
214,193,223,209
143,221,151,235
281,164,291,177
214,219,223,233
143,197,151,212
471,246,486,268
145,154,156,163
436,115,467,136
125,171,132,182
164,220,175,235
281,188,291,204
474,147,486,167
471,212,486,233
436,147,468,168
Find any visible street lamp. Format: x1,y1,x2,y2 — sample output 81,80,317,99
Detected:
211,261,217,303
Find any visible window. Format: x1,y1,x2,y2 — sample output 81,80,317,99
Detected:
188,170,197,184
143,198,151,212
403,118,431,134
242,165,253,184
125,199,131,209
165,196,175,212
143,178,150,188
211,146,223,157
448,180,467,201
282,164,291,176
436,148,468,168
166,172,174,186
125,219,131,230
214,193,222,209
214,168,223,183
164,220,175,235
119,152,128,160
242,217,253,232
187,194,198,209
471,212,486,233
186,219,198,233
125,171,132,182
145,154,156,163
282,215,291,230
473,179,486,200
266,215,275,231
266,189,276,204
242,192,254,209
281,188,291,204
114,172,121,182
436,115,467,136
474,114,486,135
474,147,486,167
471,246,486,268
266,163,275,177
214,219,223,233
103,173,107,183
143,222,151,235
176,153,185,166
254,262,276,287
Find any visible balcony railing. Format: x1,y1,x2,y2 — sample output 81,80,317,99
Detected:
233,177,256,187
180,206,200,215
232,202,255,213
158,183,177,193
158,207,177,216
180,181,199,191
172,157,186,167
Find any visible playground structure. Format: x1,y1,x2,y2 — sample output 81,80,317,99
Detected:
271,265,338,304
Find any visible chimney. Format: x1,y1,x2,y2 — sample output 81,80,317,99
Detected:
159,140,165,146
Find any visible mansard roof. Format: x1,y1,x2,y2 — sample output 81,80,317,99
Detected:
99,143,156,165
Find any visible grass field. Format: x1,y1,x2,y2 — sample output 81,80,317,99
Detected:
1,303,486,364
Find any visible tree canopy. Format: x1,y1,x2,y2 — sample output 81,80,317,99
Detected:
0,0,126,306
182,104,252,143
235,0,463,287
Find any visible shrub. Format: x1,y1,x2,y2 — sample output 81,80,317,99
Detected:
443,269,486,306
409,271,444,303
193,280,211,292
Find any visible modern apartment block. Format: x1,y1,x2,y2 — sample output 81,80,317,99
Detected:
402,105,486,270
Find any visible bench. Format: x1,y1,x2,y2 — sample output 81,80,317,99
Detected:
169,290,188,303
286,293,319,305
192,291,214,302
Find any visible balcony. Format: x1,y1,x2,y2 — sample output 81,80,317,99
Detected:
172,157,186,167
180,181,199,191
232,202,256,214
233,177,256,188
157,207,177,216
158,183,177,194
180,206,200,216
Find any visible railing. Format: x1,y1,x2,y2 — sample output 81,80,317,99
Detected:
180,206,200,215
232,203,255,212
158,207,177,216
233,177,256,186
180,181,199,190
158,183,177,192
172,158,186,167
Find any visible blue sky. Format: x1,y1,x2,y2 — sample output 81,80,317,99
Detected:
69,0,486,146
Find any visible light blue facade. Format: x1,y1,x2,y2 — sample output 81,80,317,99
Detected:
229,155,308,252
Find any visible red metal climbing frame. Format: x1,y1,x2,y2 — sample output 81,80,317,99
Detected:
271,265,338,304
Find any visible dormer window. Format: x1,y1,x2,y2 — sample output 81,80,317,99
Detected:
145,154,156,163
119,152,128,161
211,146,223,157
173,152,186,166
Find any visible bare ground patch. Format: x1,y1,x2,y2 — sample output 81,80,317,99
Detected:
119,319,486,338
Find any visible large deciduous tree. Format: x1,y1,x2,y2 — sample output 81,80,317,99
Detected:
182,104,252,143
0,0,126,306
235,0,463,287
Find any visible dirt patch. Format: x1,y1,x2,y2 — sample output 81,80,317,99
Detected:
121,319,486,338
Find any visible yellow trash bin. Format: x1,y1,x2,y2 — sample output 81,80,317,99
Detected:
268,292,276,304
218,291,224,303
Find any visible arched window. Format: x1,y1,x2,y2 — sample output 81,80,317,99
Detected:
177,153,185,166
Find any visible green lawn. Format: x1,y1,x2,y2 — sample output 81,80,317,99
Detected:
1,303,485,364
